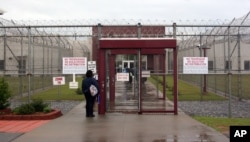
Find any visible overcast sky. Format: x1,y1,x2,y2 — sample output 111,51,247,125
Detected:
0,0,250,21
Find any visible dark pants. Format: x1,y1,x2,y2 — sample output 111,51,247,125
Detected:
84,94,96,116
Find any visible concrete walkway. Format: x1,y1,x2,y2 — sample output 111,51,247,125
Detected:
12,102,229,142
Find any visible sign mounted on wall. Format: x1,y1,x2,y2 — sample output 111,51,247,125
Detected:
88,61,96,74
183,57,208,74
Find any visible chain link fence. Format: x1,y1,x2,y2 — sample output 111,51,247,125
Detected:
1,11,250,116
175,12,250,101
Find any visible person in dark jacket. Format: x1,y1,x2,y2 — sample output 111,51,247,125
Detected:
82,70,99,117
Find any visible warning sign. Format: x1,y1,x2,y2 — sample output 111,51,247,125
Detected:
62,57,87,74
183,57,208,74
116,73,129,81
69,82,78,89
88,61,96,74
53,76,65,85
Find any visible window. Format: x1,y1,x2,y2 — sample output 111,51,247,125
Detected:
244,61,250,70
0,60,4,70
208,61,213,71
225,61,232,70
17,56,27,74
18,59,26,74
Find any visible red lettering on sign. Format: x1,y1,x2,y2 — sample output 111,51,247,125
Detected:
55,78,62,81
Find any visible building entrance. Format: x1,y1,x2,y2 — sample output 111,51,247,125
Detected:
107,52,140,112
98,38,177,115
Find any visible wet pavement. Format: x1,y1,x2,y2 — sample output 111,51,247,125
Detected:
108,81,175,112
1,81,230,142
9,102,229,142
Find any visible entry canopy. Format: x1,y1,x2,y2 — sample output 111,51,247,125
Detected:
99,38,176,49
97,37,178,115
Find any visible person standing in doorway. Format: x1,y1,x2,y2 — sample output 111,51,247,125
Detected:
82,70,99,117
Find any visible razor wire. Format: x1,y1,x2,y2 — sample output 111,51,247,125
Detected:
1,12,250,108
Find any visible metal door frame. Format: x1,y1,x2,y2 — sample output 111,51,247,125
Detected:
98,38,177,115
108,49,139,113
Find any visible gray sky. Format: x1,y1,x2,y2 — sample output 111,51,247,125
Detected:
0,0,250,21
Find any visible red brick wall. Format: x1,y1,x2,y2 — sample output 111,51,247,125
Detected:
92,26,165,61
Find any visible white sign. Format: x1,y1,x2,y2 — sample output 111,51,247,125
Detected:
69,81,78,89
88,61,96,73
183,57,208,74
142,70,151,78
116,73,129,81
62,57,87,74
53,76,65,85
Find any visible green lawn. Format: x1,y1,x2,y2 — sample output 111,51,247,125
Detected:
150,75,250,135
180,74,250,100
4,75,54,97
149,75,226,101
22,77,84,101
193,116,250,135
28,85,84,100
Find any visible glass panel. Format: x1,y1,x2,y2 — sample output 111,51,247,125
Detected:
141,54,174,112
105,52,173,113
106,53,139,113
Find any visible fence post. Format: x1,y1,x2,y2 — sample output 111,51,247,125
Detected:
199,34,203,100
27,26,32,103
3,32,6,75
237,34,242,100
227,26,232,118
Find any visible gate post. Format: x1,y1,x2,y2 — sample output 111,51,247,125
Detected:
173,47,178,115
97,23,106,115
162,54,166,100
173,23,178,115
98,49,106,115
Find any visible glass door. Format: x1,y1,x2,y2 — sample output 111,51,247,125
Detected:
106,52,140,113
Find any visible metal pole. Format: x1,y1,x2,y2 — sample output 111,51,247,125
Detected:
58,36,62,73
237,34,242,100
3,33,6,75
51,41,53,74
47,38,51,74
137,23,142,114
32,37,35,93
28,27,31,103
20,37,24,96
199,35,203,100
173,46,178,115
42,38,45,89
213,36,217,93
223,36,226,74
138,49,142,114
223,35,227,96
227,26,232,118
203,48,207,93
173,23,178,115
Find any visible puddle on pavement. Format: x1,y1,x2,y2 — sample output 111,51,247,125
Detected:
151,133,214,142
